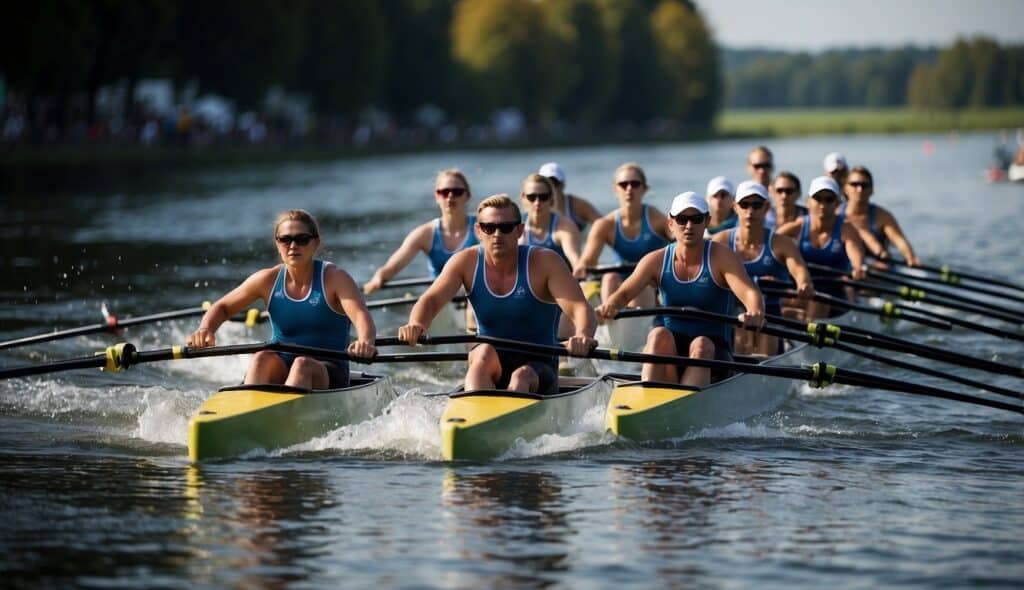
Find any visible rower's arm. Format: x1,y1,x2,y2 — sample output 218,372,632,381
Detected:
188,268,276,347
841,223,867,279
879,208,920,266
570,195,602,225
573,216,613,278
400,249,473,344
543,252,597,339
332,268,378,357
855,224,888,260
647,207,672,241
774,218,802,239
596,250,661,317
363,221,433,293
713,243,764,314
773,234,815,301
555,216,583,269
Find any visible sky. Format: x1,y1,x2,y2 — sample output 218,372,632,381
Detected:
696,0,1024,51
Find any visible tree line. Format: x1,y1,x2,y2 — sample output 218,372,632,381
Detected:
724,38,1024,110
1,0,721,140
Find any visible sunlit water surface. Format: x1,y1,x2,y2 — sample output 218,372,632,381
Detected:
1,133,1022,588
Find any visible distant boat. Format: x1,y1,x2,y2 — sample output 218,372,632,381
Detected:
1009,163,1024,183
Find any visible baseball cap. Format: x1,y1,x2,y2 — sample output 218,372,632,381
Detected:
538,162,566,184
668,191,709,216
823,152,848,173
705,176,734,197
808,176,842,198
735,180,769,202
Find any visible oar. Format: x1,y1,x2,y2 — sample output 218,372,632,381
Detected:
586,263,636,277
861,266,1024,313
366,294,467,309
614,307,1024,379
812,275,1024,325
380,333,1022,415
375,277,435,290
0,305,268,351
868,265,1024,305
806,263,1024,322
0,341,467,381
759,285,953,331
875,256,1024,294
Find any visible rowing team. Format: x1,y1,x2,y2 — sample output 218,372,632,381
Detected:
186,148,920,396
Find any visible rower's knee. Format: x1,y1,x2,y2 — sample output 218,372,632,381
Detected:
644,327,676,354
468,343,497,365
690,336,715,359
508,365,539,393
290,356,320,375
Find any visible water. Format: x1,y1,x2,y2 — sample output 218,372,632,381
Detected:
2,133,1022,588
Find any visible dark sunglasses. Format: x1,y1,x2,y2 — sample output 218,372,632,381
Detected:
524,192,551,203
751,161,773,170
773,186,796,195
847,181,871,189
275,233,316,246
737,199,766,210
478,221,520,235
811,193,838,205
436,187,467,198
617,180,644,189
672,213,707,226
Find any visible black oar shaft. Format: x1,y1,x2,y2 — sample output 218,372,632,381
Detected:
876,266,1024,304
883,299,1024,342
760,285,953,331
377,277,435,289
863,268,1024,317
880,257,1024,293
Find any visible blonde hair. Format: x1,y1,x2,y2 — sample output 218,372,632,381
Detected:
614,162,647,186
476,194,521,219
435,168,471,196
520,173,556,196
273,209,320,238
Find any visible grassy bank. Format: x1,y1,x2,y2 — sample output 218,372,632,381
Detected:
716,107,1024,136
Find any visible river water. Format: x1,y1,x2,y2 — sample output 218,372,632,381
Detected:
1,133,1022,588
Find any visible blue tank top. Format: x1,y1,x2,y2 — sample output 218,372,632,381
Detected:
426,216,478,277
565,195,586,231
765,204,809,229
468,245,561,349
729,229,790,307
706,213,737,236
799,215,850,270
657,242,734,345
524,212,568,263
612,205,668,264
268,260,351,352
838,203,888,252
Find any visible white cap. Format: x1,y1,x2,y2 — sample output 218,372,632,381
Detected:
808,176,842,198
823,152,848,173
538,162,565,184
705,176,734,197
669,191,708,216
735,180,769,202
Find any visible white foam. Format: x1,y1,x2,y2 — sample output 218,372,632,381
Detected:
134,388,198,445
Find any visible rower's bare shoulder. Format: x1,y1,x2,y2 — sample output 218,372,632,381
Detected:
710,230,730,245
589,215,615,239
776,218,803,236
770,231,800,255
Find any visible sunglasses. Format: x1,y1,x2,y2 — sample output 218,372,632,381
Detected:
773,186,796,195
847,181,871,189
737,199,766,210
436,187,467,198
524,192,551,203
478,221,520,235
672,213,707,226
811,193,838,205
751,162,773,170
617,180,644,189
276,233,316,246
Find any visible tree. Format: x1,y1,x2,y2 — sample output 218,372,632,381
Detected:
597,0,665,123
379,0,458,122
650,0,720,127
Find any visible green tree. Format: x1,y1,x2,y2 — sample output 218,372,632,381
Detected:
597,0,665,123
650,0,719,127
540,0,616,126
379,0,457,122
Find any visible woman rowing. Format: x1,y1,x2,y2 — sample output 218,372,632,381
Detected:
764,171,807,229
712,181,814,355
596,192,764,387
704,176,737,236
363,169,478,293
839,165,921,266
538,162,601,232
777,177,866,319
573,162,670,307
187,210,376,389
519,173,583,270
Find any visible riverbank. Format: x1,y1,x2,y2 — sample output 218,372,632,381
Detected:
717,107,1024,136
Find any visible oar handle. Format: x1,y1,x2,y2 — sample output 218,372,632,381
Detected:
376,277,435,289
586,263,636,277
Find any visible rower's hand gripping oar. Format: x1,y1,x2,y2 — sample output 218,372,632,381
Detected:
380,332,1022,415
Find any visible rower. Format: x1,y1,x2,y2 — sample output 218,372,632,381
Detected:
747,145,774,188
712,181,814,355
704,176,737,236
596,192,765,387
776,177,867,319
823,152,849,193
363,169,478,293
187,210,376,389
399,195,597,394
573,162,670,308
765,170,807,229
519,173,583,270
839,165,921,266
539,162,601,232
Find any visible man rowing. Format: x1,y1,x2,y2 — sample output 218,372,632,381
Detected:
747,145,774,188
764,170,807,229
777,177,866,319
399,195,597,394
187,210,377,389
839,165,921,266
596,192,765,387
712,181,814,355
704,176,737,236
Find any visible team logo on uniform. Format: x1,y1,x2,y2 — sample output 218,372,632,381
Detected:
515,286,527,298
308,291,321,307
